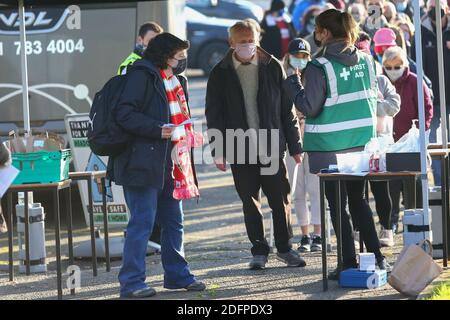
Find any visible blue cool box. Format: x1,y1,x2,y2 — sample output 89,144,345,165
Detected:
339,269,388,289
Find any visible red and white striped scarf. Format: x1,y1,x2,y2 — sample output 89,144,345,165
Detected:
160,70,200,200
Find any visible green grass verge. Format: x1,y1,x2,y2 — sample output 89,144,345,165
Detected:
424,281,450,300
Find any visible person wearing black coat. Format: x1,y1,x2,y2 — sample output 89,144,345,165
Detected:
108,33,205,299
411,2,450,112
206,20,305,270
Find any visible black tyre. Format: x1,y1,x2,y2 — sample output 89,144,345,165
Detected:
198,42,229,75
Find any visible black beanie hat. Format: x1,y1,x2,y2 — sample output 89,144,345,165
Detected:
270,0,286,12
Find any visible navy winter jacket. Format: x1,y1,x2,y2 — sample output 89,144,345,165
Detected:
108,58,196,189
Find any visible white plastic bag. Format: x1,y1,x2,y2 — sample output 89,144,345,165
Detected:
365,136,395,154
387,120,421,153
364,137,381,154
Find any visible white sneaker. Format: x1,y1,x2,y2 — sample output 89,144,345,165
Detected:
379,229,394,247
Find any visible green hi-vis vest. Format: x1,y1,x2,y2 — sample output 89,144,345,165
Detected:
303,51,378,152
117,52,142,75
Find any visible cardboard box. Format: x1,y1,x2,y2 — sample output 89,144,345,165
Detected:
358,253,376,272
386,152,421,172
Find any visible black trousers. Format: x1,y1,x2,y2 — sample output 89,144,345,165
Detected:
389,178,423,225
230,159,293,256
369,181,392,230
325,180,383,268
149,224,161,244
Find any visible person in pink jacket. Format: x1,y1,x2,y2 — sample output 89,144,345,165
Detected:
382,45,433,232
382,46,433,142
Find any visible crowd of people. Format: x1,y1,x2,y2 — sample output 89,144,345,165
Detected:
104,0,450,296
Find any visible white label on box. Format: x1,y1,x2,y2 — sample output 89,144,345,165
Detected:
359,264,376,272
359,253,376,272
33,140,45,148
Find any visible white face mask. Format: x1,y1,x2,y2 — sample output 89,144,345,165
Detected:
384,67,405,82
234,43,257,60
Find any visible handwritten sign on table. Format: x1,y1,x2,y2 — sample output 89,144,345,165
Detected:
0,165,20,197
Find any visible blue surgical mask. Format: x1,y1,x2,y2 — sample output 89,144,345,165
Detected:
290,57,309,70
135,43,146,56
396,1,407,12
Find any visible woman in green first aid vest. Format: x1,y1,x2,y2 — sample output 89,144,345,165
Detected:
283,9,391,280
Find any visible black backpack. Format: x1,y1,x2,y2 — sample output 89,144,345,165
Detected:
88,68,146,156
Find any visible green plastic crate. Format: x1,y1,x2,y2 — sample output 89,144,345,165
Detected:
12,149,72,185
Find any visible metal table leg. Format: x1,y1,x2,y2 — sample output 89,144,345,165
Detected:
336,180,343,273
65,185,75,295
87,177,97,277
359,237,364,253
411,177,417,208
402,178,410,210
445,156,450,264
320,177,328,291
24,192,30,275
101,178,110,272
53,189,63,300
7,191,14,281
360,181,368,253
442,156,448,267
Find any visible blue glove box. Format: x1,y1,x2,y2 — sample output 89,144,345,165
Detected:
339,268,388,289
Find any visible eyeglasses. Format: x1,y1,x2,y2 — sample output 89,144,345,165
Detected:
384,66,403,70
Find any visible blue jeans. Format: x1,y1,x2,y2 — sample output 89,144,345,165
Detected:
118,180,195,296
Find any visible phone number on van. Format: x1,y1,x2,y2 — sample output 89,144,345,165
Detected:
0,39,85,56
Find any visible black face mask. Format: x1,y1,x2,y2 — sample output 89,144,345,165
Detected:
313,31,322,47
171,58,187,75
